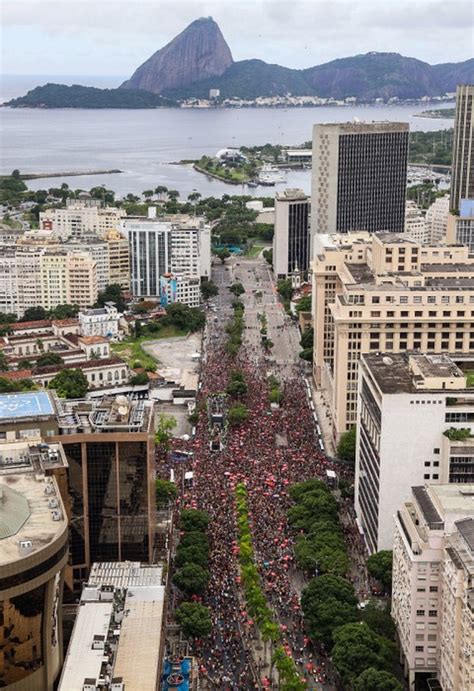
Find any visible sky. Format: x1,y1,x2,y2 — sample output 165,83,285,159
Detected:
2,0,473,78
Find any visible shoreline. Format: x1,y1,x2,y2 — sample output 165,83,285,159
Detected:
17,169,122,180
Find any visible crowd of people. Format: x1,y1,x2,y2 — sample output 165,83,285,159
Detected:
158,265,362,689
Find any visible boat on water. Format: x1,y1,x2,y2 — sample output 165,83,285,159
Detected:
257,164,287,185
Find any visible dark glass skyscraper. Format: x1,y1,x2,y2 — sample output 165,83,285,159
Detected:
273,189,310,279
450,84,474,212
312,122,409,234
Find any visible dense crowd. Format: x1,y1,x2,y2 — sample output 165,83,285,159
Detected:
158,276,359,689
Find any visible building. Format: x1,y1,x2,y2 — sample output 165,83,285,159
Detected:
355,352,474,552
66,237,110,292
392,484,473,690
0,426,68,690
404,200,427,244
447,199,474,253
106,229,130,290
79,302,121,338
39,250,98,311
311,121,409,235
124,212,211,305
51,394,156,590
272,189,311,280
40,201,126,240
450,84,474,213
425,195,450,244
15,245,44,318
312,232,474,440
0,245,17,314
58,561,166,691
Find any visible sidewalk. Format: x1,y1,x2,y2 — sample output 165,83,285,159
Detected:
307,379,336,457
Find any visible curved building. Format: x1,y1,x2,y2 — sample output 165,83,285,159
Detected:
0,441,68,691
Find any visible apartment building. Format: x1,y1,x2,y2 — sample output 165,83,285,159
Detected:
404,200,427,244
66,237,109,292
40,251,98,311
0,246,17,315
425,195,450,244
124,211,211,305
311,121,409,235
312,232,474,440
392,484,473,690
105,228,130,289
40,199,126,240
356,352,474,552
450,84,474,213
272,189,311,279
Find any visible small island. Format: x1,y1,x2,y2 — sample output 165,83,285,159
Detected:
3,83,177,109
415,107,455,119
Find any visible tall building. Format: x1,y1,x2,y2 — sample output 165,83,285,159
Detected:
392,484,473,690
425,195,450,244
355,352,474,552
450,84,474,213
312,232,474,439
124,212,211,305
52,394,156,590
40,200,126,240
447,198,474,253
311,122,409,234
272,189,310,279
105,228,130,290
66,237,110,292
404,200,427,244
58,562,165,691
0,246,17,315
0,421,68,690
40,251,98,311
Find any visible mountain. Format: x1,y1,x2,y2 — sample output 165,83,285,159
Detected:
432,59,474,92
121,17,233,94
4,83,175,109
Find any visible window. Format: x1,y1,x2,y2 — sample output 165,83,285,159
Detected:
416,609,425,616
424,461,431,467
433,448,440,454
428,610,437,617
400,296,408,304
429,586,438,593
424,474,430,480
415,646,424,652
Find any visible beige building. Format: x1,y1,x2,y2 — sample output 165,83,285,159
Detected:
66,251,98,308
0,435,68,691
404,200,427,244
105,228,130,290
425,195,450,245
40,201,126,240
312,232,474,440
392,484,473,690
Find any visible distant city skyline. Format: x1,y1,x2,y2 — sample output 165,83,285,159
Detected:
2,0,473,77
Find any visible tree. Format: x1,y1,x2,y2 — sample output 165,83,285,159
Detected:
155,478,178,507
173,563,209,595
36,352,64,368
296,295,312,312
130,372,149,385
154,185,168,198
229,282,245,297
215,248,230,264
167,189,180,201
48,369,88,398
299,348,313,362
162,303,205,332
277,278,294,301
354,668,403,691
180,509,209,532
228,403,249,426
367,551,393,592
301,575,358,647
188,191,202,204
155,413,177,449
11,169,21,179
95,284,126,312
142,189,154,199
0,377,36,393
175,544,209,568
0,350,9,372
180,531,209,550
263,248,273,265
200,279,219,300
50,303,79,319
176,602,212,639
21,306,48,322
337,426,357,463
361,600,396,640
331,622,397,685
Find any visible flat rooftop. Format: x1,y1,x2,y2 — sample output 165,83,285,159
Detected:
88,561,163,588
0,391,55,421
0,471,66,567
429,484,474,519
56,394,152,434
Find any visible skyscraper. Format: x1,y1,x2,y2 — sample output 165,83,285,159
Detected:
450,84,474,212
311,122,409,234
273,189,310,279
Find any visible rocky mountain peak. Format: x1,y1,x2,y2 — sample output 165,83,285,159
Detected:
121,17,233,94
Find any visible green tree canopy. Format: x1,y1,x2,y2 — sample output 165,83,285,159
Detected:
337,426,357,463
228,403,249,426
162,302,205,332
0,377,36,393
296,295,312,312
21,306,48,322
354,668,403,691
367,550,393,592
176,602,212,639
277,278,294,301
36,352,64,368
361,600,396,640
229,282,245,297
301,575,358,647
215,248,231,264
95,283,126,312
180,509,210,532
331,622,397,685
173,563,209,595
155,478,178,508
180,530,209,550
0,351,9,372
155,413,177,449
175,544,209,569
48,369,88,398
200,279,219,300
50,303,79,319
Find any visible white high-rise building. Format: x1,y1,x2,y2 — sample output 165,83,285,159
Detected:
404,200,427,244
392,483,473,690
40,201,126,240
66,238,109,292
425,195,450,244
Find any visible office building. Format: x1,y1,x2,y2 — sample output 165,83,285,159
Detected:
392,484,473,690
404,200,427,244
312,232,474,440
311,121,409,234
40,200,126,240
356,352,474,552
124,212,211,305
0,429,68,690
447,198,474,253
272,189,311,279
450,85,474,212
425,195,450,244
51,394,156,590
58,562,165,691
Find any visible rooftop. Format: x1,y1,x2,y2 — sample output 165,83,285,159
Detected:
78,335,109,345
275,188,308,201
11,319,52,331
56,394,152,435
413,486,444,529
429,484,474,520
0,391,55,421
456,517,474,552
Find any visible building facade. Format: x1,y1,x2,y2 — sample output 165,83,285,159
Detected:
311,122,409,235
312,232,474,440
272,189,311,279
404,200,427,244
447,199,474,253
355,352,474,552
392,484,473,690
79,303,120,338
425,195,450,245
450,84,474,213
40,201,126,240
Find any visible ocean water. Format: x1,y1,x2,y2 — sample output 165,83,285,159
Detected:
0,76,455,198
